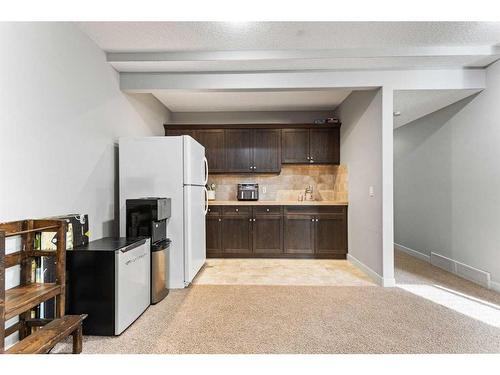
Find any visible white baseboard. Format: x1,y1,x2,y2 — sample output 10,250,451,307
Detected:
394,243,430,262
430,252,491,289
347,254,395,287
491,280,500,293
394,243,497,292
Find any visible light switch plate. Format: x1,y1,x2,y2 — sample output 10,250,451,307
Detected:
369,186,374,197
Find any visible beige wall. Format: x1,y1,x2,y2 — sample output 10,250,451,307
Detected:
337,89,386,281
208,165,348,201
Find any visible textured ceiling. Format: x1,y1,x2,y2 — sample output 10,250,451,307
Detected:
393,89,481,128
152,89,352,112
79,22,500,52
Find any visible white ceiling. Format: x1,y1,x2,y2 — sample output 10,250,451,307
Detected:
77,22,492,120
79,22,500,72
79,22,500,51
153,89,352,112
393,89,481,128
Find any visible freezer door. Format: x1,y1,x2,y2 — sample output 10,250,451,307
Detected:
183,185,207,284
183,136,207,186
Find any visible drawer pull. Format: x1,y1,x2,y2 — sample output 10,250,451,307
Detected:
218,218,221,222
235,208,239,212
266,208,270,212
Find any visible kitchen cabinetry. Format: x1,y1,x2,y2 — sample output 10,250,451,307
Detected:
206,205,347,259
281,129,310,163
195,130,225,173
283,214,315,255
252,129,281,173
282,128,339,164
221,206,252,255
224,129,253,173
253,206,283,255
165,129,225,173
310,128,340,164
206,207,222,257
165,124,339,173
284,206,347,257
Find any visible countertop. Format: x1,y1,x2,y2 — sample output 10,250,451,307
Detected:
72,237,149,252
208,200,348,206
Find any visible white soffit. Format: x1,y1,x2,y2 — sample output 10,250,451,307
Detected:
152,89,352,112
393,89,482,128
109,55,499,73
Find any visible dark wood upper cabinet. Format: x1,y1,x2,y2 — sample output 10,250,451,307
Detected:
165,124,340,172
252,129,281,173
281,129,310,163
195,129,225,173
225,129,253,173
282,128,340,165
310,128,340,164
165,129,195,138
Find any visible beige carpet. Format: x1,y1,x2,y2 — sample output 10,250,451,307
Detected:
52,251,500,354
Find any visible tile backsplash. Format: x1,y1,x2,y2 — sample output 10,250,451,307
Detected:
208,164,348,201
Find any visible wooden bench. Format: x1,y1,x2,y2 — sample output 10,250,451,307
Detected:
6,314,87,354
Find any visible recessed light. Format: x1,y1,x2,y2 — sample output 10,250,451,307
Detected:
393,111,401,117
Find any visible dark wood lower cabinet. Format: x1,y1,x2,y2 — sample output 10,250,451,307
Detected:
206,216,222,257
253,215,283,255
283,215,315,255
315,214,348,256
222,217,253,255
206,205,347,259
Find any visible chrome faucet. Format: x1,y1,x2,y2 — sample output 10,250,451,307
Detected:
304,185,314,201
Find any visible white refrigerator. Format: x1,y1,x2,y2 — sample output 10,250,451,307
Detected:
119,136,208,289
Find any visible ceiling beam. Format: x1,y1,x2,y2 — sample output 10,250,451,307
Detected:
108,46,500,62
120,69,486,92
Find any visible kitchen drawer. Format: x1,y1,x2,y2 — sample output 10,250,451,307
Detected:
222,206,251,217
285,205,346,215
254,206,282,216
207,206,222,216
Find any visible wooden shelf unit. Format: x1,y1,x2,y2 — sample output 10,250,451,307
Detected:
0,219,86,354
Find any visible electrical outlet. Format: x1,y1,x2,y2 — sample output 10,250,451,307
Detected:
262,186,267,194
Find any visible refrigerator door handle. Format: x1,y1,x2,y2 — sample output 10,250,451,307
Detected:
203,157,209,185
203,186,209,216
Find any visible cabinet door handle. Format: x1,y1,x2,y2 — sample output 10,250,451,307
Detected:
311,218,315,222
249,218,252,222
253,218,256,222
235,208,239,212
218,218,221,222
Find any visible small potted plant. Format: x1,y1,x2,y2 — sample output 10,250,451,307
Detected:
207,183,216,200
